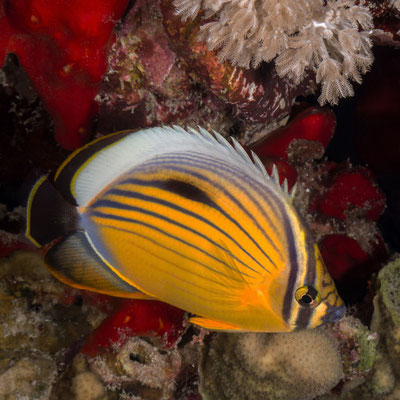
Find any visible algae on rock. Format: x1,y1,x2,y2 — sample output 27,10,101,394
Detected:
321,255,400,399
0,251,108,398
370,255,400,393
0,352,57,400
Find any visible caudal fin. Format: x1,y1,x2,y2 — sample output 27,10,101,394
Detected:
26,175,78,247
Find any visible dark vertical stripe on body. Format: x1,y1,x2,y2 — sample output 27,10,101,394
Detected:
281,211,300,324
303,229,317,285
294,308,314,330
294,228,317,329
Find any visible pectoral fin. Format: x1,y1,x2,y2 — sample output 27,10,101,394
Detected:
189,316,243,331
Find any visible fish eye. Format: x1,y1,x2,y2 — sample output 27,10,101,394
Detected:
295,285,320,308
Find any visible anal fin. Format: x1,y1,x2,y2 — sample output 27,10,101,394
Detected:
189,316,243,331
45,230,154,300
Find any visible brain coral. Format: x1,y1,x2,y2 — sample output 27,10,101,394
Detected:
200,328,343,400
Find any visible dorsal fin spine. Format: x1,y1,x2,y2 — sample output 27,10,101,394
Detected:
282,178,289,195
272,164,280,185
250,151,270,179
66,125,296,207
192,126,295,200
289,183,298,199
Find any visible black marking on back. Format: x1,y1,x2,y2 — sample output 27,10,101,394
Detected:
28,177,78,246
123,157,283,262
162,179,213,205
54,131,134,204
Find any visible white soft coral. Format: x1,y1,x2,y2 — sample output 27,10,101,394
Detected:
174,0,374,105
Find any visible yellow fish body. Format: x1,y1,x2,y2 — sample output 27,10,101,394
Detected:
26,126,345,332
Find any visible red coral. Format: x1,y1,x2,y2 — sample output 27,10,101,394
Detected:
314,167,386,221
81,299,186,357
251,106,336,161
262,159,298,189
250,106,336,189
0,0,129,149
0,237,35,258
320,234,372,281
320,234,387,288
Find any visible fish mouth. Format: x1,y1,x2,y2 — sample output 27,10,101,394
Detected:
323,304,347,324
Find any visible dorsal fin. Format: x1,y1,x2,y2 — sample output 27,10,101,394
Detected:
250,150,297,201
53,126,295,207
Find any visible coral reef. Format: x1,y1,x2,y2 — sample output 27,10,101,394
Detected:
0,250,109,397
81,299,186,357
89,336,182,398
71,370,105,400
317,256,400,399
173,0,374,104
371,255,400,378
0,353,57,399
200,328,342,400
1,1,400,398
200,316,378,400
53,334,199,399
96,1,235,136
250,106,336,187
161,0,315,134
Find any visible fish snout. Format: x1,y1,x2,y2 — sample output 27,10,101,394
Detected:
323,304,346,324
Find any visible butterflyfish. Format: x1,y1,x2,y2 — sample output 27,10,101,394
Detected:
26,126,345,332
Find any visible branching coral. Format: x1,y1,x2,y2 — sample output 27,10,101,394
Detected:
174,0,374,105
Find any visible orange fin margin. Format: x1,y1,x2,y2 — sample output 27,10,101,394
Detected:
189,316,243,331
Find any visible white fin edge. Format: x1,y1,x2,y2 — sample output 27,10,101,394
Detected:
72,126,293,206
250,150,295,199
